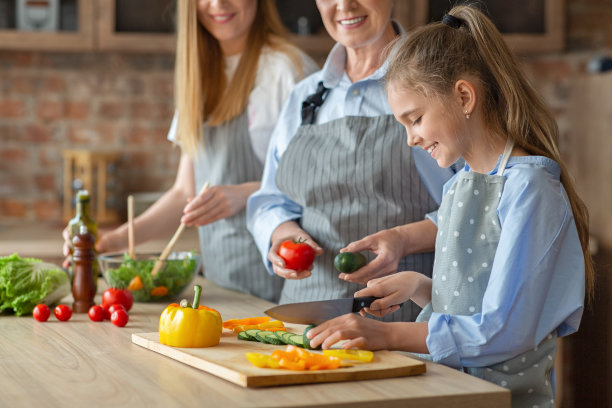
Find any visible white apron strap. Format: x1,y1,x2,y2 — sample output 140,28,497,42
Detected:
497,138,515,177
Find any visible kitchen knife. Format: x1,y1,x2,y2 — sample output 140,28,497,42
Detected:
264,296,379,325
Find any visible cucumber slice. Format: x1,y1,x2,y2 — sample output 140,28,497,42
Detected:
244,329,262,340
256,331,285,345
281,332,295,344
238,331,256,341
273,331,290,344
302,325,321,350
287,334,305,347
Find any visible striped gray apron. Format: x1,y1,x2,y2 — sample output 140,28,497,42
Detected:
276,115,438,322
417,140,556,408
194,112,284,302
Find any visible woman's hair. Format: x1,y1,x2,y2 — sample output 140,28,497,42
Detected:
174,0,304,156
385,4,594,302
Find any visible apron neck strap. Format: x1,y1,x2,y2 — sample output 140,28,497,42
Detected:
497,138,515,176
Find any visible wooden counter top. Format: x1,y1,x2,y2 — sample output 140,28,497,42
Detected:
0,276,510,407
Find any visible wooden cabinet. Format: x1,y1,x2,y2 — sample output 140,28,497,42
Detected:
0,0,175,52
0,0,95,51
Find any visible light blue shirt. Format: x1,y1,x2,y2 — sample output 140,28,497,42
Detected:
427,155,585,368
247,41,456,272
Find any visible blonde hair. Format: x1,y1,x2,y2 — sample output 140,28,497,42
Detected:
174,0,305,156
386,4,594,303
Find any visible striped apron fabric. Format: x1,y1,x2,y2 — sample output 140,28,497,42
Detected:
275,115,438,322
194,112,284,302
417,140,556,407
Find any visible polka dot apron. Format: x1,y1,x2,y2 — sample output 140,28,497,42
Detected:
417,139,557,408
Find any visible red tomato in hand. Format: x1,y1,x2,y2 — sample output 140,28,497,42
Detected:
88,305,105,322
33,304,50,322
110,309,129,327
54,304,72,321
279,238,316,270
102,287,133,311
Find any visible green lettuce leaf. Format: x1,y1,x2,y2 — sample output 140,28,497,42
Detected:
0,253,70,316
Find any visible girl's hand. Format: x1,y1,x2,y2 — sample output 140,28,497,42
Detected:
305,313,392,350
181,183,256,227
355,272,433,316
268,222,323,280
338,227,406,284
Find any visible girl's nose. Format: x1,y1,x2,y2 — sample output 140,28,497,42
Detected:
405,130,419,147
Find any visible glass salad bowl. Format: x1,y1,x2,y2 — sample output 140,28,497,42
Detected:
98,251,201,302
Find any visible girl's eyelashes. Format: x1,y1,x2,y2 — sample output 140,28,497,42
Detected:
412,116,422,126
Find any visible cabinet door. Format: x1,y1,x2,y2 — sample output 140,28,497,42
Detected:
404,0,564,54
96,0,175,53
0,0,94,51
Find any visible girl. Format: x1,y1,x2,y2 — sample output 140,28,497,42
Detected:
65,0,317,302
307,5,594,408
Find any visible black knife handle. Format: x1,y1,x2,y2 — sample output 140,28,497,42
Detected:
352,296,379,312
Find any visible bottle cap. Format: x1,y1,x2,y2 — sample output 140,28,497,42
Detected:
76,190,90,201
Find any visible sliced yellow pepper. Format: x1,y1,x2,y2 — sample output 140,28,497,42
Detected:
322,349,374,362
159,285,222,348
245,345,341,371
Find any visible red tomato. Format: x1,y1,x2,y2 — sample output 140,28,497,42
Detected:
102,287,133,311
279,238,316,270
88,305,105,322
32,304,50,322
104,303,126,320
54,304,72,322
110,309,129,327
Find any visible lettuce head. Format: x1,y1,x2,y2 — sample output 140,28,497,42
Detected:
0,253,70,316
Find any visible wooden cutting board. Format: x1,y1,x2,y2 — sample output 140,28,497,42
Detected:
132,328,426,388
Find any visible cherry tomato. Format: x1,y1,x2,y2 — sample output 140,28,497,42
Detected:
32,304,50,322
102,287,133,312
54,304,72,322
279,238,315,270
110,309,129,327
88,305,105,322
104,303,126,320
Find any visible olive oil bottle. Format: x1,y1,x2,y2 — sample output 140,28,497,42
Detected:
68,190,98,290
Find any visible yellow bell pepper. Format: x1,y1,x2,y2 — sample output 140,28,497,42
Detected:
322,349,374,362
158,285,222,348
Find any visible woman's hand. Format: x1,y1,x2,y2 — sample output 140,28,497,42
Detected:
306,314,429,353
181,182,259,227
268,221,323,280
354,271,432,317
339,220,437,284
338,227,406,284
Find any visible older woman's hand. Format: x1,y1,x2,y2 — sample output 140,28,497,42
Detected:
339,220,437,284
269,221,323,279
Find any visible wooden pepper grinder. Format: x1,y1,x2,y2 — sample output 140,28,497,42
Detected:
72,225,96,313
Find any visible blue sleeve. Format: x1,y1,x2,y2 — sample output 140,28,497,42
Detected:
426,167,585,368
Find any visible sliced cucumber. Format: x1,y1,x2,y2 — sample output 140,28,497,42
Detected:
244,329,262,340
287,334,305,347
238,331,256,341
273,330,291,344
302,325,320,350
256,330,285,345
281,332,295,344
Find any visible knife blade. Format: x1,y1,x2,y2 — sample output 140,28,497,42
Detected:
264,296,378,325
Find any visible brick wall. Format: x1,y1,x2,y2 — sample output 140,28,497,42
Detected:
0,52,179,223
1,0,611,225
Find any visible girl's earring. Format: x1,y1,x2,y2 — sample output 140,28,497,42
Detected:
464,110,471,119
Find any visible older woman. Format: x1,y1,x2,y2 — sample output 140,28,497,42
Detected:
247,0,456,321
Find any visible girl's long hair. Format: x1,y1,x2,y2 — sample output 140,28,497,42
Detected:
174,0,304,156
385,4,594,303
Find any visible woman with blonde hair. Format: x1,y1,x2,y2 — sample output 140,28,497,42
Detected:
307,5,593,407
65,0,317,302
